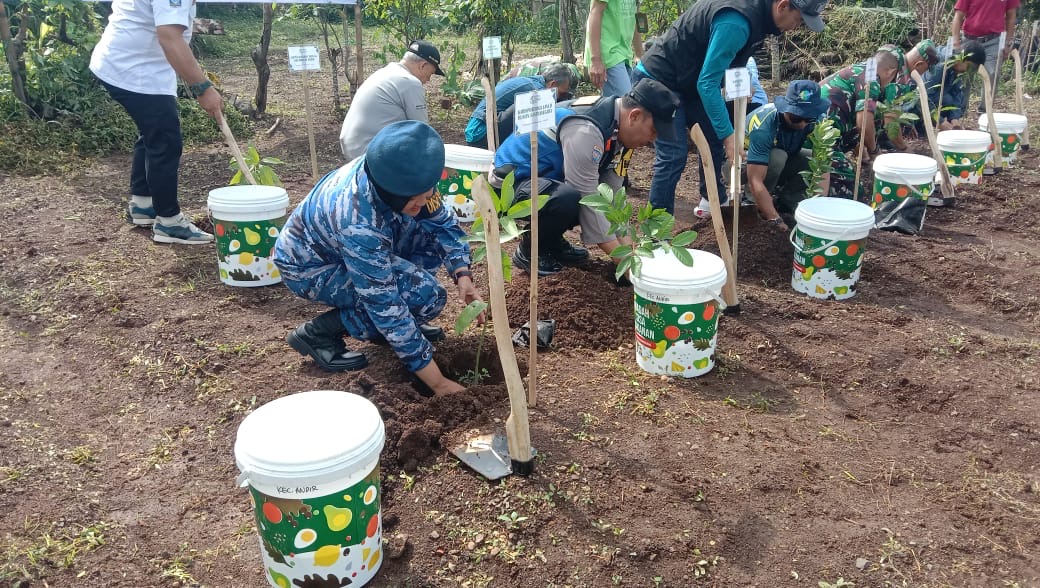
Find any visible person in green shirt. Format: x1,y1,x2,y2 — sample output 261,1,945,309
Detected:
585,0,643,97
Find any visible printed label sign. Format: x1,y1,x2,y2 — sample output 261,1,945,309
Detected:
482,36,502,60
864,56,877,83
288,46,321,72
514,89,556,134
724,67,751,100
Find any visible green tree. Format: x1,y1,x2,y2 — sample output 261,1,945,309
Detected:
364,0,441,48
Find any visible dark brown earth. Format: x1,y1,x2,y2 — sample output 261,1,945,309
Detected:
1,53,1038,588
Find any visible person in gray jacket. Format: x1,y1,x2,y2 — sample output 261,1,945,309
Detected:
339,40,444,160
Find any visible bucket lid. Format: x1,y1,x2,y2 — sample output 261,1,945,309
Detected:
977,113,1028,133
872,153,937,177
936,129,991,151
444,144,495,171
794,197,875,234
208,185,290,212
633,248,727,292
235,390,385,479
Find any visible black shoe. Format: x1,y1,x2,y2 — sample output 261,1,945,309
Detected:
287,322,368,372
549,237,589,264
419,324,445,342
512,245,563,276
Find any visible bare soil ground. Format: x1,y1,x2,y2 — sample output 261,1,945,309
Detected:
1,55,1039,588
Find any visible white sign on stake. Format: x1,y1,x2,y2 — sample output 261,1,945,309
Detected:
864,56,878,85
724,67,751,100
482,36,503,60
288,46,321,72
513,89,556,135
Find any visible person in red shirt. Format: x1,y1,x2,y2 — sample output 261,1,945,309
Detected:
951,0,1019,109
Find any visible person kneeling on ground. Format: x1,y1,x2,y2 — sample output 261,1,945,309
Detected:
743,79,831,232
465,63,576,149
925,40,986,131
489,78,680,280
273,121,483,396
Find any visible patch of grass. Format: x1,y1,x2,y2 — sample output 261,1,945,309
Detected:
0,521,110,582
158,556,198,585
66,445,97,467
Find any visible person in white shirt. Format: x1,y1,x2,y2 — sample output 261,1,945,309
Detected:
339,40,444,160
90,0,221,244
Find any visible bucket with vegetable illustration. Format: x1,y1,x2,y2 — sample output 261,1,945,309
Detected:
791,197,875,300
439,145,495,222
208,185,290,287
936,130,991,185
235,390,386,588
978,113,1028,167
631,249,727,377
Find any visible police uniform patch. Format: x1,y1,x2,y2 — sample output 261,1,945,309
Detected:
590,145,603,164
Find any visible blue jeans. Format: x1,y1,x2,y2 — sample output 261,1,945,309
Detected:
632,69,726,214
602,62,633,98
99,80,183,217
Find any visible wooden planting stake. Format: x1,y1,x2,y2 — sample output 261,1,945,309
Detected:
729,96,747,273
978,66,1004,169
219,114,257,185
1012,48,1029,150
852,57,877,203
526,130,539,408
481,76,499,151
469,175,534,469
690,124,739,314
302,68,319,182
910,70,954,201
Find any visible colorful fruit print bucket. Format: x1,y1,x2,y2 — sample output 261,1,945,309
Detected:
870,153,937,210
235,390,386,588
631,249,727,378
438,145,495,222
978,113,1028,167
936,130,991,185
208,185,290,287
791,197,875,300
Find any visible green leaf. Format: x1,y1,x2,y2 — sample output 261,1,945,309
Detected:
454,300,489,335
472,246,487,264
616,255,634,280
506,199,534,220
671,230,698,247
609,244,633,259
501,250,513,282
671,247,694,267
634,245,655,259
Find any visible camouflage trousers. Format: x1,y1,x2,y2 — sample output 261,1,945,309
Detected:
281,246,448,344
828,151,872,201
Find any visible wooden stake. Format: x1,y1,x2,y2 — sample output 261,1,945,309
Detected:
1012,48,1029,149
729,96,747,271
470,175,532,464
302,68,319,182
690,124,738,311
353,2,363,91
527,131,539,408
978,67,1004,169
481,76,499,151
852,109,869,203
219,114,257,185
910,70,954,200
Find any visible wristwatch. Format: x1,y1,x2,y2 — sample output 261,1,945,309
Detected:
451,269,473,284
765,217,785,226
188,79,213,98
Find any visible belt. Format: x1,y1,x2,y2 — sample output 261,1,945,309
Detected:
964,32,1001,42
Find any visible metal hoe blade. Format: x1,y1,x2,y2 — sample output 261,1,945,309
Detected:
451,433,537,480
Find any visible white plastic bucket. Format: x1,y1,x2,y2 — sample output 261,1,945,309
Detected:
438,145,495,222
208,185,290,287
870,153,937,209
236,390,386,588
631,249,727,377
791,197,875,300
978,113,1027,166
936,130,991,185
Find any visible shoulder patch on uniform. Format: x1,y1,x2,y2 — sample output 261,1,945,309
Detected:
590,145,603,164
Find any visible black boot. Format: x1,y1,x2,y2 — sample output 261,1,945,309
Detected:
287,309,368,372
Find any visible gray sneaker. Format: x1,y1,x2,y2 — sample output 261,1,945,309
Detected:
153,216,213,244
127,202,156,226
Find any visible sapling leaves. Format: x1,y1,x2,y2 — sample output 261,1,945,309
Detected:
229,141,284,187
454,300,489,335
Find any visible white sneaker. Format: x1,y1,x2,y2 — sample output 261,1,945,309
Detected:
153,215,214,244
694,198,712,219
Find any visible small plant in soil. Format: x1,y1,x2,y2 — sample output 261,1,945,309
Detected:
799,117,840,197
579,183,698,280
496,510,528,530
818,578,854,588
228,142,284,186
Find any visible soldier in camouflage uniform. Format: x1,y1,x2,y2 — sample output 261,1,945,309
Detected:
819,48,901,198
273,121,483,396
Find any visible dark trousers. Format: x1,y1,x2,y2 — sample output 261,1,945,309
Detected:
513,178,582,251
100,80,183,217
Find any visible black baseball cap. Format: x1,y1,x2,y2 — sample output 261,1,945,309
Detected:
408,40,445,76
791,0,828,32
628,78,680,141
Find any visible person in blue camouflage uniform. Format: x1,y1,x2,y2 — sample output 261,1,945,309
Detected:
273,120,483,396
819,48,901,198
924,41,986,130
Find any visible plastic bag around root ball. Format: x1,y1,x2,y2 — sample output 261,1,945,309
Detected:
511,320,556,350
874,197,927,235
